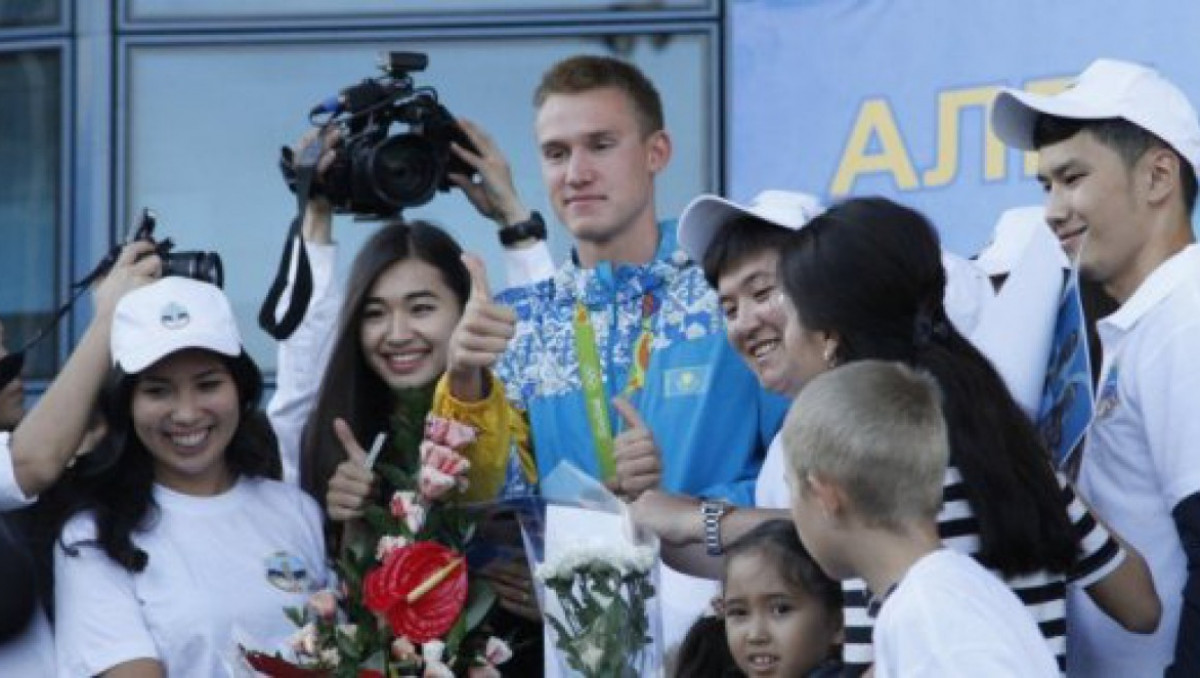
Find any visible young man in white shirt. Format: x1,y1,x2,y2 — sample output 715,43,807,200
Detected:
992,57,1200,677
781,360,1058,677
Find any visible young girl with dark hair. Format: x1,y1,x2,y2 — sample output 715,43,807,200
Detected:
776,196,1159,674
674,519,842,678
53,277,328,676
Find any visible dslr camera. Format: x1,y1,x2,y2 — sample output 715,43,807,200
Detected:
283,51,477,217
119,209,224,287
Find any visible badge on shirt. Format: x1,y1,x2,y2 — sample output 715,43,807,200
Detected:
264,551,312,593
1095,364,1121,420
663,365,710,397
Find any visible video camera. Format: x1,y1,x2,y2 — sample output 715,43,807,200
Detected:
283,51,478,217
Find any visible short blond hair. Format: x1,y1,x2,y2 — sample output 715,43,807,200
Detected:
782,360,948,530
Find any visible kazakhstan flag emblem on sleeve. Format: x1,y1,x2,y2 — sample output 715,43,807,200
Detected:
664,365,710,397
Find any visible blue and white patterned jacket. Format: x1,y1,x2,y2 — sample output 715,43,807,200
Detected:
495,220,786,505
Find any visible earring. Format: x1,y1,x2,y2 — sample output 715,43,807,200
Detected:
823,344,837,367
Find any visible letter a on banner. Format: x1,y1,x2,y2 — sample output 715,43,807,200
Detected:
831,99,918,195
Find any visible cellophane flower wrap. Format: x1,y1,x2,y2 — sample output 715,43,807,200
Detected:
520,462,663,678
243,389,511,677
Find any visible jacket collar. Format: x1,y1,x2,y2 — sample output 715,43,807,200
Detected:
550,219,691,308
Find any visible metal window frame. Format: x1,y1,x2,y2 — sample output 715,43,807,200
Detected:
117,0,717,34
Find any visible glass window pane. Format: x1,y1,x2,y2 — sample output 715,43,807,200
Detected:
0,48,61,378
124,34,712,372
126,0,707,22
0,0,60,28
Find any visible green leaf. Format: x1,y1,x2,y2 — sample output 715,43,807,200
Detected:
463,578,498,632
284,606,306,628
444,611,468,657
363,505,395,536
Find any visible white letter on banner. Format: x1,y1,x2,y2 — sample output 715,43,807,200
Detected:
830,99,918,196
925,86,1006,186
1019,77,1073,176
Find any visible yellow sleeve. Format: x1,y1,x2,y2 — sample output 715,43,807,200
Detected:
431,371,536,503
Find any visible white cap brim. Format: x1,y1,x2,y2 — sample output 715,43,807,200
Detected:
992,88,1117,151
678,190,824,265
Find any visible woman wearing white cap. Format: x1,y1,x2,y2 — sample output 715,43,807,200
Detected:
52,276,328,677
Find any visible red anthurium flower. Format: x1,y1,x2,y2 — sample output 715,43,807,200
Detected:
363,541,467,643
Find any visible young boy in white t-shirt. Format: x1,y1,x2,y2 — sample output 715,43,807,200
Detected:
780,361,1057,677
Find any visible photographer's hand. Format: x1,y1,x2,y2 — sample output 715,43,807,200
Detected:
448,118,532,230
93,240,163,320
10,240,161,498
292,126,341,244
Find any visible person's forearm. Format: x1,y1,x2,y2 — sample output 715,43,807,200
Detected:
10,317,110,497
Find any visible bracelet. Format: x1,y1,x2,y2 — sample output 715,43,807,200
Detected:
498,210,547,247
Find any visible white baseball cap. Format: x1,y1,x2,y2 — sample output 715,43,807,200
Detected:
678,189,825,265
992,58,1200,168
974,205,1069,277
111,277,242,373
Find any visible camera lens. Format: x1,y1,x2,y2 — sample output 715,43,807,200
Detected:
164,252,224,289
368,134,441,209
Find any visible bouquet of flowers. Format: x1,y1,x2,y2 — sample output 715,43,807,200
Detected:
537,542,657,677
521,462,663,678
244,397,512,677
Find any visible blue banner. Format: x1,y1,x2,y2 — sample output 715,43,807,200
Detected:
730,0,1200,255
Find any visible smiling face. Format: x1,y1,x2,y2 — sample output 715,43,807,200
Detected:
718,249,804,396
1038,130,1159,301
132,349,238,495
723,547,840,677
536,86,670,265
358,258,463,392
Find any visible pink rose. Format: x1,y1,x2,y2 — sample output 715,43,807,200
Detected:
389,491,426,533
418,442,471,500
391,636,419,663
375,534,409,561
483,637,513,666
424,415,477,449
305,590,338,621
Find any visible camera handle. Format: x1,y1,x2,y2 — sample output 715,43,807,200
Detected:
257,141,320,341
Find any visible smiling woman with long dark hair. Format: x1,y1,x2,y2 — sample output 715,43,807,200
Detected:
53,277,328,677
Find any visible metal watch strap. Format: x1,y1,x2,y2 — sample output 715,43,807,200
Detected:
498,210,547,246
702,499,731,556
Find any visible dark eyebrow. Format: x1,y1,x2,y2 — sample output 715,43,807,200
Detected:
364,290,440,306
1037,158,1084,184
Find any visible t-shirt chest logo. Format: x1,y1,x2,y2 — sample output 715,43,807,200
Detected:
160,302,190,330
264,551,312,593
1095,364,1121,420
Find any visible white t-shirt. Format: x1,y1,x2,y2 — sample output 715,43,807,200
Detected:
1068,245,1200,676
0,432,34,511
754,432,788,509
874,549,1058,677
55,477,328,677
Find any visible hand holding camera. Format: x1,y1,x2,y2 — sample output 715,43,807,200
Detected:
281,51,480,218
447,117,533,229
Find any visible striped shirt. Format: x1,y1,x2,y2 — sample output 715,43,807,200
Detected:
841,467,1124,676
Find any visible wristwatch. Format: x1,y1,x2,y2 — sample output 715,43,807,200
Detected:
497,210,547,246
700,499,733,556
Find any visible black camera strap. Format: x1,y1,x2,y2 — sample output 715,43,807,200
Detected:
257,144,320,341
